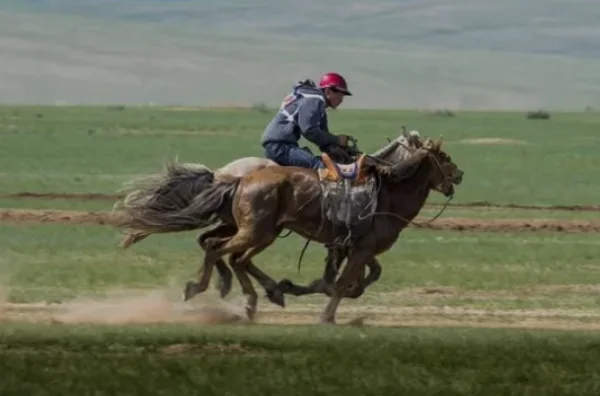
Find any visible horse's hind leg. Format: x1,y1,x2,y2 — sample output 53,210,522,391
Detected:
213,256,233,298
183,224,236,301
245,262,286,307
228,240,278,320
220,228,280,320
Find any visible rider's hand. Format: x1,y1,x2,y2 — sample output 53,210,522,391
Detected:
328,145,352,163
337,134,352,147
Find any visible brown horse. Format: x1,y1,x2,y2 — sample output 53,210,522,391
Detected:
116,133,463,324
116,130,421,304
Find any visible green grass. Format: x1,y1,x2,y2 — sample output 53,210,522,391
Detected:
1,323,600,396
418,206,600,220
2,106,599,394
2,223,600,311
2,106,600,205
0,197,117,211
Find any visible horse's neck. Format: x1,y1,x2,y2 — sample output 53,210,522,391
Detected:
387,159,432,220
371,162,431,255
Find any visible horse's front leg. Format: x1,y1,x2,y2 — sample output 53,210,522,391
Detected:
342,257,381,299
276,246,344,297
320,250,371,325
277,249,380,300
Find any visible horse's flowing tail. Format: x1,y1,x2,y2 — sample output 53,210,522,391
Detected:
114,161,237,245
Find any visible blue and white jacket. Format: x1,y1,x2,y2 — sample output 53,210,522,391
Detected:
260,81,339,149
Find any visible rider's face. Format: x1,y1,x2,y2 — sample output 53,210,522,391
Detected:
325,88,345,109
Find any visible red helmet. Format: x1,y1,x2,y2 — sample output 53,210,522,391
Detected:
318,72,352,96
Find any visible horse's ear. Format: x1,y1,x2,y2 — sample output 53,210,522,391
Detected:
401,125,408,138
436,135,444,149
423,138,434,149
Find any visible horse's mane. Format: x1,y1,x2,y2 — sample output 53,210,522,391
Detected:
373,134,447,182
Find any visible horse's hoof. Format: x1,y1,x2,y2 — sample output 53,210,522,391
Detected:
245,306,257,321
319,315,337,325
217,277,232,299
276,278,294,294
183,281,199,302
266,288,286,308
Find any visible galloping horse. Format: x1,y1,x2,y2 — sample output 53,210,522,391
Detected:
116,131,463,324
116,129,421,302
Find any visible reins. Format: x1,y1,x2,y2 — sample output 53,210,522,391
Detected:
290,136,456,272
357,142,454,227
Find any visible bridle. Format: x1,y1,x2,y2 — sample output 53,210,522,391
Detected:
357,137,455,227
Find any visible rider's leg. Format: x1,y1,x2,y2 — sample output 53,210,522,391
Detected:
263,142,323,169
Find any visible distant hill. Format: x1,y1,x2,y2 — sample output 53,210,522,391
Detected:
1,0,599,110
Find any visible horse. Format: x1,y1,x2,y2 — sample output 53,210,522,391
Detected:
116,132,463,324
115,129,421,303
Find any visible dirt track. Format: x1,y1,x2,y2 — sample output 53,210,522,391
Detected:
2,208,600,233
3,296,600,331
3,192,600,212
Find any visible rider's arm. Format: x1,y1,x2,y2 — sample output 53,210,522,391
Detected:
297,97,340,148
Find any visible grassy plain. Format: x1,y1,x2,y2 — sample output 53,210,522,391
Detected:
1,106,600,204
1,106,600,394
2,323,600,396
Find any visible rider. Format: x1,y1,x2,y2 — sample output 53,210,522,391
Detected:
260,72,354,169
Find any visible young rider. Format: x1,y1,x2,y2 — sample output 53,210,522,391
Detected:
260,72,354,169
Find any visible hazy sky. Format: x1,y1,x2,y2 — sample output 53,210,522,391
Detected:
1,0,599,110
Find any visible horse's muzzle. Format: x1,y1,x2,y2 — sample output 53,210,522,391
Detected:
453,170,464,185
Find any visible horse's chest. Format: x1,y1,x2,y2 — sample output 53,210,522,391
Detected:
373,221,404,254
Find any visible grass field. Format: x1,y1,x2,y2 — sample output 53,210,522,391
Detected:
2,106,600,395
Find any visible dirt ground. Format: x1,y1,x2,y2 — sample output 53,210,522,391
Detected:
2,192,600,330
3,289,600,331
2,208,600,233
3,192,600,212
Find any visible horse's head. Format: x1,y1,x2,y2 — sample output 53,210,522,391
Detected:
420,136,464,197
368,127,463,196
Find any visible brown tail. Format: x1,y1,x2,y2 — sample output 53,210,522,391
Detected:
116,176,239,235
114,161,231,244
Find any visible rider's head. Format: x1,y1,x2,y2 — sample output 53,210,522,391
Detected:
318,72,352,109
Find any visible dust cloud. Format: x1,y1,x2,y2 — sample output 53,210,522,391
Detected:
53,289,248,325
2,288,250,325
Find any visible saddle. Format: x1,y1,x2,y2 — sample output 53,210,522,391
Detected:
316,153,378,246
317,153,369,185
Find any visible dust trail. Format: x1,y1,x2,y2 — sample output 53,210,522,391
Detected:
50,289,249,325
